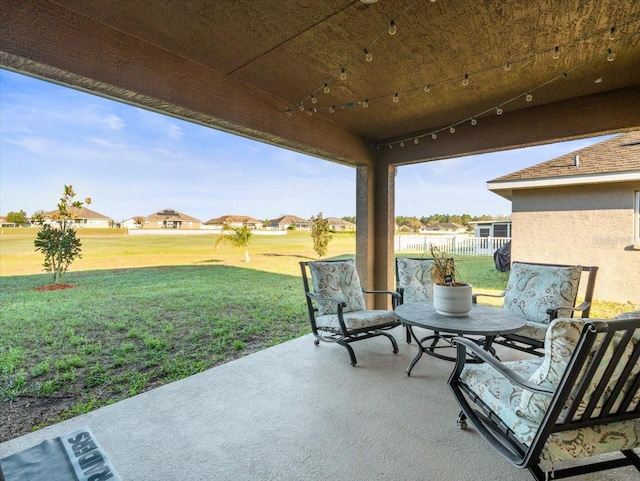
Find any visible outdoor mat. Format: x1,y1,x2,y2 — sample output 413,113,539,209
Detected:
0,426,122,481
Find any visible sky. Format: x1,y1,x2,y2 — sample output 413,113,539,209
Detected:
0,69,612,222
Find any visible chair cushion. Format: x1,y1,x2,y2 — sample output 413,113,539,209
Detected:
504,263,582,324
316,310,397,331
396,258,434,302
511,321,548,342
309,261,366,316
518,318,640,423
461,358,640,465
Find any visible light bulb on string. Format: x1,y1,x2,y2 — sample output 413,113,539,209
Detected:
323,83,330,94
552,46,560,60
496,107,503,115
470,118,477,126
298,102,304,111
449,126,455,134
504,62,511,71
424,85,431,93
525,92,533,102
389,144,393,149
431,133,437,139
393,93,399,103
311,94,317,104
329,106,335,113
609,27,616,41
462,74,469,87
400,142,405,147
607,48,615,61
363,99,369,108
286,108,292,117
388,20,397,35
414,138,419,144
364,49,373,62
307,109,313,116
340,68,347,80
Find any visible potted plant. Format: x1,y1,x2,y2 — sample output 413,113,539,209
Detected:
429,245,472,317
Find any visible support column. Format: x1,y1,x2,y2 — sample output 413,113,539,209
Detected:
356,163,396,309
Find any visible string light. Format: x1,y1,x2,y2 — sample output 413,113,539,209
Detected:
607,48,615,61
470,118,477,125
414,138,419,144
323,83,330,93
329,106,335,113
449,126,455,133
525,92,533,102
609,26,616,41
424,85,431,92
363,99,369,107
340,68,347,80
311,94,317,104
552,46,560,59
389,20,397,35
393,93,399,103
504,61,512,71
364,49,373,62
496,107,503,115
431,133,437,139
400,141,405,147
462,74,469,87
286,108,292,117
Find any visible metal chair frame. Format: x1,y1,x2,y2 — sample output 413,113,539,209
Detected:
300,260,401,366
449,316,640,480
473,261,599,356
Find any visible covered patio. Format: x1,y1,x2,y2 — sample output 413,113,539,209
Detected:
2,0,639,301
2,329,638,480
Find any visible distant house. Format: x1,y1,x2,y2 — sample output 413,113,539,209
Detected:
487,131,640,304
419,222,467,235
42,206,112,228
121,217,145,229
265,215,310,230
204,215,263,230
468,220,511,238
144,209,201,229
326,217,355,231
0,216,16,227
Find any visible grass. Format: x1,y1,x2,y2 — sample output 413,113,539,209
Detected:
0,230,636,441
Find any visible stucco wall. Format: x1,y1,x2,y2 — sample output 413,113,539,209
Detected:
511,182,640,305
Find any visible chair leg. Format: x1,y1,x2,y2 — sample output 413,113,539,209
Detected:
379,331,399,354
337,339,358,366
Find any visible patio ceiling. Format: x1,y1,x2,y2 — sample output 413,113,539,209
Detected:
2,0,640,169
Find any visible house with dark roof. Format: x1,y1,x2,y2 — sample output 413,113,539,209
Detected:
42,206,112,228
487,131,640,304
265,215,310,231
143,209,201,229
204,215,263,230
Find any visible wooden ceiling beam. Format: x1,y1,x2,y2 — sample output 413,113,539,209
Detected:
0,0,374,167
379,86,640,166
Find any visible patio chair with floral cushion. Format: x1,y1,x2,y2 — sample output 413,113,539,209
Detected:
395,257,436,343
473,261,598,356
300,259,401,366
448,314,640,480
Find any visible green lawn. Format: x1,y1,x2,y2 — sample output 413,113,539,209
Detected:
0,230,634,441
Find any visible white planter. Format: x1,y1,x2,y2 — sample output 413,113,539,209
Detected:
433,283,472,317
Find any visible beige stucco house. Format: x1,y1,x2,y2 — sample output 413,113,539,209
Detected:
487,131,640,305
265,215,310,230
143,209,202,229
204,215,263,230
42,206,112,228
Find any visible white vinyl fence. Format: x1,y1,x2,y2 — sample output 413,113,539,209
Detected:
395,235,510,256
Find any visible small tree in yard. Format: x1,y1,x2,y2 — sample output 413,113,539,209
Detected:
6,210,30,226
214,223,253,262
310,212,332,258
32,185,90,284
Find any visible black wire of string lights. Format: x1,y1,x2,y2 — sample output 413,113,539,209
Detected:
285,7,640,133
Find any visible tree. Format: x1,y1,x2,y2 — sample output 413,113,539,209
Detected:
6,210,29,226
310,212,332,258
32,185,90,284
214,223,253,262
341,216,356,224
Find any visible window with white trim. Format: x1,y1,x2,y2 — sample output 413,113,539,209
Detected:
635,191,640,244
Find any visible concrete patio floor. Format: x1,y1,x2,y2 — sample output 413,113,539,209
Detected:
1,326,638,481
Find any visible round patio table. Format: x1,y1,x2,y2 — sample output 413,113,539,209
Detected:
394,302,527,376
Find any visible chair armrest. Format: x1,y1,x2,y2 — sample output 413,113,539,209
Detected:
472,291,505,304
362,289,401,301
305,292,347,308
546,300,591,320
451,337,554,395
